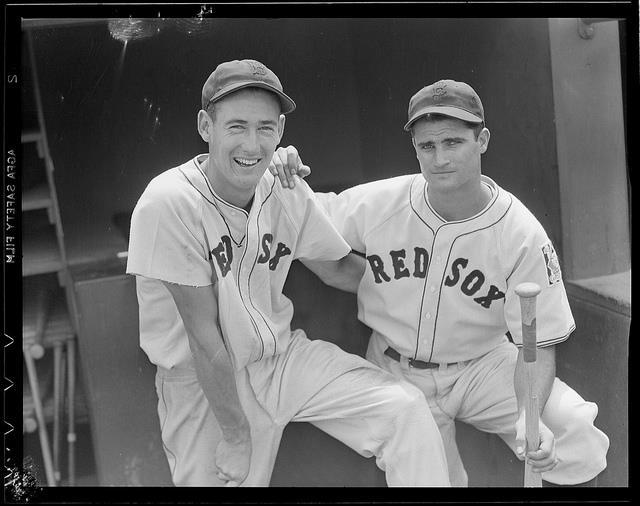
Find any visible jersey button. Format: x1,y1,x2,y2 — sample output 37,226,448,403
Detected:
430,286,436,293
424,313,432,319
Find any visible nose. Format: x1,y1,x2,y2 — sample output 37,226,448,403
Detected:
433,147,449,167
242,129,260,154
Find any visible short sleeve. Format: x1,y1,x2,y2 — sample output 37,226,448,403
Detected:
503,211,575,347
126,176,213,287
275,179,350,262
314,187,369,253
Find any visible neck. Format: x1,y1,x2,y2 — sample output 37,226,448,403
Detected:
201,156,255,211
427,180,491,222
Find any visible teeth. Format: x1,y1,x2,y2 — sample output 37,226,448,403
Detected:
235,157,260,167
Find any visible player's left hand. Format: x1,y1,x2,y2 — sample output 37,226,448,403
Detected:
515,411,558,474
269,145,311,189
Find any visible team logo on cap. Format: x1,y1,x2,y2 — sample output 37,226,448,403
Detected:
432,81,448,101
541,242,562,285
247,60,267,76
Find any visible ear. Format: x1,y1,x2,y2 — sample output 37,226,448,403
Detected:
197,109,211,143
277,114,286,142
478,127,490,154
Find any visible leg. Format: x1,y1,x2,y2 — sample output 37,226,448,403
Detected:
365,333,467,486
252,333,450,486
300,370,449,486
528,378,609,485
452,342,609,485
155,367,283,487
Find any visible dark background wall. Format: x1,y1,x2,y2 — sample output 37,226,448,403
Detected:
29,18,563,258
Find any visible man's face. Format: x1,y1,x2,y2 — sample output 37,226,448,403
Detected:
411,117,489,193
202,88,284,204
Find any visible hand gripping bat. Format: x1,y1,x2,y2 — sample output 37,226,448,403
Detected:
515,282,543,488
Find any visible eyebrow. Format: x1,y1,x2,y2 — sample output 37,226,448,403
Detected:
224,119,278,126
418,136,467,145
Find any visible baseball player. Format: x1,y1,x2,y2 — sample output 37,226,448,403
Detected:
269,79,610,486
126,59,451,487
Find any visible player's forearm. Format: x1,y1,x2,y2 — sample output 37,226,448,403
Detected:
301,253,365,293
190,336,250,442
514,345,556,416
163,281,250,442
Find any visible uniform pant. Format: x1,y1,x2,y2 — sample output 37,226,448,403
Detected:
155,329,450,486
366,333,609,486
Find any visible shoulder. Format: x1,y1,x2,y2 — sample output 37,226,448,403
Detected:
334,174,418,226
268,170,321,211
137,159,202,212
131,159,206,232
327,174,417,213
495,183,550,245
342,174,417,201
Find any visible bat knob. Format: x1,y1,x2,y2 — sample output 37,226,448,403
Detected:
515,282,541,299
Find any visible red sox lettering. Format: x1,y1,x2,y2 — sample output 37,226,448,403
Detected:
209,233,292,277
444,257,505,308
366,249,505,309
257,233,292,270
367,247,429,282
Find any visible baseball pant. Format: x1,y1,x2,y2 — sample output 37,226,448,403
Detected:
366,333,609,486
155,329,450,486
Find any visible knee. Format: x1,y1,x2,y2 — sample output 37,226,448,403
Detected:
544,399,610,482
547,397,605,441
388,381,427,414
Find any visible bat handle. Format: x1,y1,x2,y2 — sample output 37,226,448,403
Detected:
524,392,543,487
515,282,541,363
515,282,543,488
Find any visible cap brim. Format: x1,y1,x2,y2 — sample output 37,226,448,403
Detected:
404,106,483,131
205,81,296,114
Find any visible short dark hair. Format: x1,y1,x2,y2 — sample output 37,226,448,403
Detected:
410,113,485,140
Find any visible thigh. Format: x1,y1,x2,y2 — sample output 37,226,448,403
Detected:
453,342,520,434
156,368,283,487
250,331,390,424
155,371,223,486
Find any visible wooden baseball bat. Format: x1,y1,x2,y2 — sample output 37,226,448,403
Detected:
515,282,543,488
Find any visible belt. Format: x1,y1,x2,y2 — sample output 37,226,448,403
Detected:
384,346,457,369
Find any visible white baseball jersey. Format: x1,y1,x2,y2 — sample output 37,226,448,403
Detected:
316,174,575,364
126,154,350,371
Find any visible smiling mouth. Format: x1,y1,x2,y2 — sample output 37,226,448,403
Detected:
234,157,261,168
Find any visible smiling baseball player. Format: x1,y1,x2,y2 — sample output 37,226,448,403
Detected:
270,79,610,486
126,60,450,487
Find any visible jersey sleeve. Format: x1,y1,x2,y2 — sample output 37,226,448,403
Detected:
314,185,370,253
276,178,350,262
126,176,214,287
502,207,575,347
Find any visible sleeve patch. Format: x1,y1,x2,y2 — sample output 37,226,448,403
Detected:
541,242,562,285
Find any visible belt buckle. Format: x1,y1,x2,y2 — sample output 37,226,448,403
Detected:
409,358,436,369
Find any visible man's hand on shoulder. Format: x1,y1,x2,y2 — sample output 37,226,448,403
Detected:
269,145,311,189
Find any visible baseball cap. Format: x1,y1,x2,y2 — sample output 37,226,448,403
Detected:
201,59,296,114
404,79,484,131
